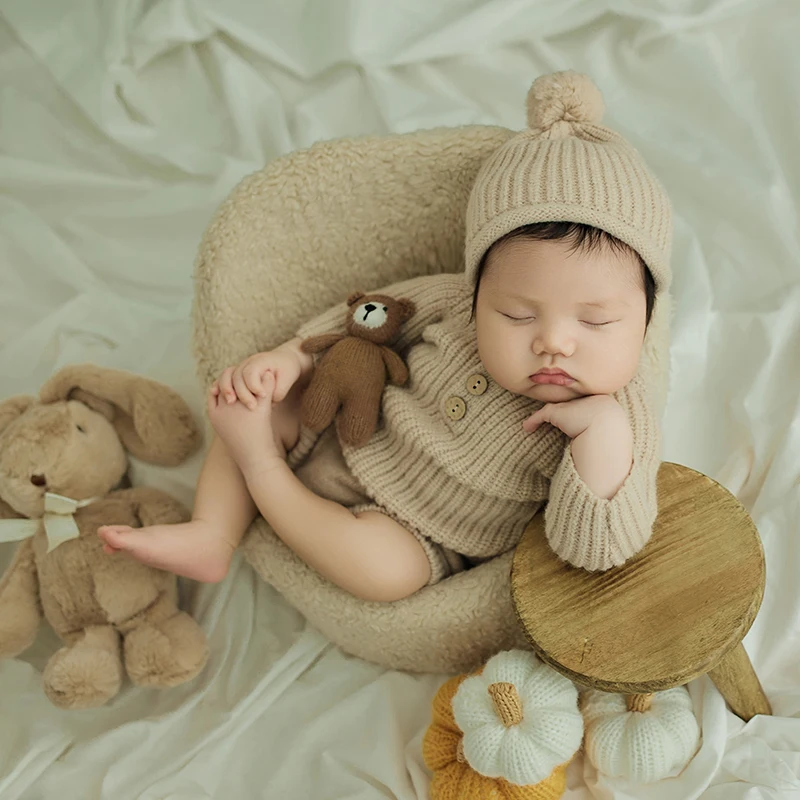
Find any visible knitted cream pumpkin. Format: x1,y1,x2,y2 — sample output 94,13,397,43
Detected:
581,686,701,783
423,650,584,800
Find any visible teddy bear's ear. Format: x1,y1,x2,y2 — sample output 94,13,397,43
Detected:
39,365,202,466
0,396,35,436
398,298,416,322
347,291,365,307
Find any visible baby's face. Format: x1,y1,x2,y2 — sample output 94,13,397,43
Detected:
474,237,647,404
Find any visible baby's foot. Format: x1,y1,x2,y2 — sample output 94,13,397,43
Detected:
97,520,235,583
207,387,283,475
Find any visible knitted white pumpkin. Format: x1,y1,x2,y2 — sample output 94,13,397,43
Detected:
582,687,701,783
451,650,584,786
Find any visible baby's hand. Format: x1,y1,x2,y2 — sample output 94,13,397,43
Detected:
522,394,627,440
211,345,304,410
208,373,282,475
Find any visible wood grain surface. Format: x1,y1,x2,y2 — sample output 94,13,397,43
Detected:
511,462,766,694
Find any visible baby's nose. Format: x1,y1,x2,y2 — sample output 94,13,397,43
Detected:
30,474,47,487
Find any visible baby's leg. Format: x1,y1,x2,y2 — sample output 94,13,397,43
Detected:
244,457,431,602
98,382,303,583
99,436,255,582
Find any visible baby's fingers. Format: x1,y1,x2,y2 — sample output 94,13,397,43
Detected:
218,367,236,403
232,367,257,410
523,412,541,433
272,370,296,403
243,363,268,397
522,404,552,433
260,371,278,404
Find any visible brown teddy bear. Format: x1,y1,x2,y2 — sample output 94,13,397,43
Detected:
0,364,209,710
300,291,416,447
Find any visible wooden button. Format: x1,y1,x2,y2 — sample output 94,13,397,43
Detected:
444,396,466,421
466,374,488,395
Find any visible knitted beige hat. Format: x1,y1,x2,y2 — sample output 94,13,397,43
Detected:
464,71,672,291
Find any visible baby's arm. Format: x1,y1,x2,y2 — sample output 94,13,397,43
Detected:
529,374,660,571
214,337,315,409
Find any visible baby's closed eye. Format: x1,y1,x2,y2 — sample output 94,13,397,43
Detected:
581,319,617,328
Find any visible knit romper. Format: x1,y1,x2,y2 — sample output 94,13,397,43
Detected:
287,272,662,584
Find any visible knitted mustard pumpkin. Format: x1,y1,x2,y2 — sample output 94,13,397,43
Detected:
581,687,701,783
423,650,584,800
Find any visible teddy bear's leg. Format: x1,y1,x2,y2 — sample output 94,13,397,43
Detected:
337,393,381,447
122,591,209,688
301,378,341,434
42,624,124,709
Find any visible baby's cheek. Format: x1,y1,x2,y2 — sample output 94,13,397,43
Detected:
477,347,513,392
597,335,642,389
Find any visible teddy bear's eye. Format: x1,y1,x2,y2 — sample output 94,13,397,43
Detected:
382,306,388,311
76,424,86,434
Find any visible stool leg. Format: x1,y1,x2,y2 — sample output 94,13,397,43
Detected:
707,642,772,721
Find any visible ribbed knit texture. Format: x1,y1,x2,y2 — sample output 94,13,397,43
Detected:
295,273,662,571
464,71,673,294
581,687,701,782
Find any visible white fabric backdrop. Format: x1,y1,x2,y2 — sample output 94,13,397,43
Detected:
1,1,799,798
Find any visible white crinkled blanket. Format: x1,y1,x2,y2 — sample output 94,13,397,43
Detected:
1,1,799,798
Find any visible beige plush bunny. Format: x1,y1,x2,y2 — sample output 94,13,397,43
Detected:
0,364,208,709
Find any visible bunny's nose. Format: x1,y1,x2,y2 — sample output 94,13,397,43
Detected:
30,474,47,487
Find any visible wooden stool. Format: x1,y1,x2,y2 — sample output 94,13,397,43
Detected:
510,462,772,721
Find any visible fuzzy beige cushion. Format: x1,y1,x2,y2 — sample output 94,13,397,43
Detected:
191,126,547,673
192,123,672,673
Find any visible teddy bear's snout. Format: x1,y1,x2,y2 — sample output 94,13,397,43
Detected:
356,303,389,330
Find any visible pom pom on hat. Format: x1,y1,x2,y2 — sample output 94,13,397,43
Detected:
526,71,605,134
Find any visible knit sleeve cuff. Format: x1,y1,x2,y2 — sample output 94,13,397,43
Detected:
544,375,661,572
296,273,466,345
544,447,658,571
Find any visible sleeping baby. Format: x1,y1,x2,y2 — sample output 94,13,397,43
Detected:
98,71,673,602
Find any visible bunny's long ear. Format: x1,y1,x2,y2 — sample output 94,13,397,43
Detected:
0,396,35,437
39,365,202,466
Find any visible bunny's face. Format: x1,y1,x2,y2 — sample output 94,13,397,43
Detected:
0,400,127,518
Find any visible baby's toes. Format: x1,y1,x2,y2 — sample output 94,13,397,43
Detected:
98,525,134,549
254,394,273,415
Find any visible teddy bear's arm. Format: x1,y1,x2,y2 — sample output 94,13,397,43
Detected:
380,347,410,386
300,334,346,355
0,539,43,659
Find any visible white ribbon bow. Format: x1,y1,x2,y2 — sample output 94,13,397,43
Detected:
0,493,99,553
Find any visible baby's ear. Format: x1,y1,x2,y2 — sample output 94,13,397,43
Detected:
347,291,365,307
398,298,416,322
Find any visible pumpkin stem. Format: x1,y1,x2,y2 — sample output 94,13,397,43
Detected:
487,682,524,727
626,693,654,712
456,739,466,763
